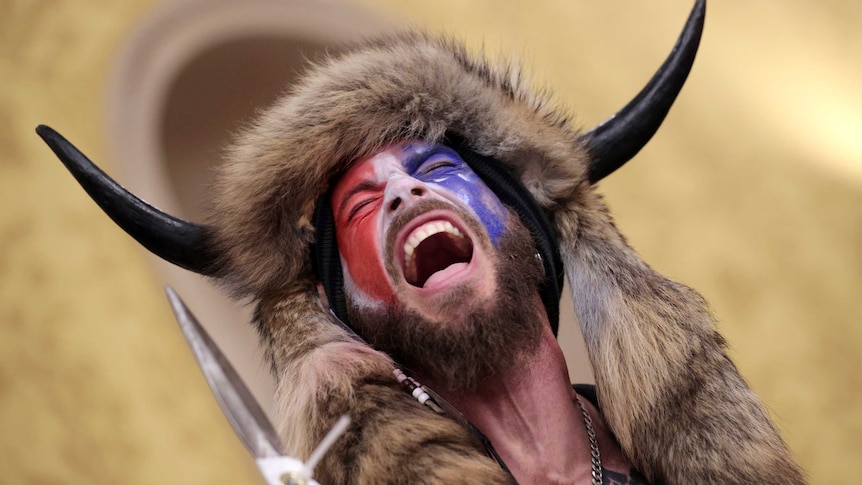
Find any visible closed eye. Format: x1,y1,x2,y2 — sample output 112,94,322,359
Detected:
420,160,456,175
338,179,383,222
348,198,379,221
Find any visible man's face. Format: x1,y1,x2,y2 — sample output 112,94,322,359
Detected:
331,141,509,319
331,141,544,390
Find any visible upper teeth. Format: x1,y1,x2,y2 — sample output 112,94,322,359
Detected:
403,221,462,258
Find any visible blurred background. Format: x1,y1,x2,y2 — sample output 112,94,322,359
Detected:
1,0,860,483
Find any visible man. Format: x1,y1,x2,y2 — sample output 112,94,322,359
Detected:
39,1,805,483
328,141,640,482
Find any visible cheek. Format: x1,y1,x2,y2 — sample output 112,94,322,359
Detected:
469,183,508,244
335,212,395,305
436,174,508,245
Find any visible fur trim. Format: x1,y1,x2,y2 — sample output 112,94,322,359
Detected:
210,32,587,298
556,191,805,483
258,285,512,484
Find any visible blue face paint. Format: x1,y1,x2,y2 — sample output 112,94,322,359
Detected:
401,143,508,245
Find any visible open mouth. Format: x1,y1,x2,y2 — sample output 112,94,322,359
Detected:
402,220,474,288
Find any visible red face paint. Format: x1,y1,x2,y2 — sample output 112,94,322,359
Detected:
331,157,395,305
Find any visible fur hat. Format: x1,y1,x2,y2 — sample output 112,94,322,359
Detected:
39,3,703,314
209,31,586,303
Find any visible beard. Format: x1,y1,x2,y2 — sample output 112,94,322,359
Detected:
346,201,545,392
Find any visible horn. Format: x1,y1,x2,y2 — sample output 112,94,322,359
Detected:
36,125,220,276
581,0,706,183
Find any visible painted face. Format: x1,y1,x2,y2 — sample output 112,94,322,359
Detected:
331,141,509,308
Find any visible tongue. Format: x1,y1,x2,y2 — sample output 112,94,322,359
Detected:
422,262,469,289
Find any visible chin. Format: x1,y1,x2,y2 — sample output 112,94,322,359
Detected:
398,281,490,325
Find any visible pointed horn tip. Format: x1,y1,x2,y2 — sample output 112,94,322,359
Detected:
687,0,707,34
692,0,706,26
35,125,74,158
35,124,62,140
35,124,59,143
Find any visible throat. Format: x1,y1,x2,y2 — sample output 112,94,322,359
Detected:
403,226,473,287
425,324,600,484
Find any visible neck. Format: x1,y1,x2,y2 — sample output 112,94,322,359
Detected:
425,321,596,485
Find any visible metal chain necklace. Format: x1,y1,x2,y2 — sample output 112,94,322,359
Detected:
397,368,604,484
575,395,604,485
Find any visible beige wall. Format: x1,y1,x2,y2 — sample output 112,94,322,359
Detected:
2,0,860,483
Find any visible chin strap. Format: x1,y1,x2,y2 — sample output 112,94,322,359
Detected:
312,190,351,328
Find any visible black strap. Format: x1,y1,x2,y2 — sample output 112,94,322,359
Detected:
447,134,565,335
312,190,351,327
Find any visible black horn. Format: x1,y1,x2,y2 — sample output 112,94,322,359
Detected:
36,125,220,276
581,0,706,183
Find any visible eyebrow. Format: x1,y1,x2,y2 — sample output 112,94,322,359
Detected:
337,179,381,217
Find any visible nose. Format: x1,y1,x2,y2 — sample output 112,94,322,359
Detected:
384,174,426,213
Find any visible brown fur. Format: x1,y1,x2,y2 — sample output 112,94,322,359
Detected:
557,189,805,483
208,32,804,483
259,286,512,484
210,32,584,300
